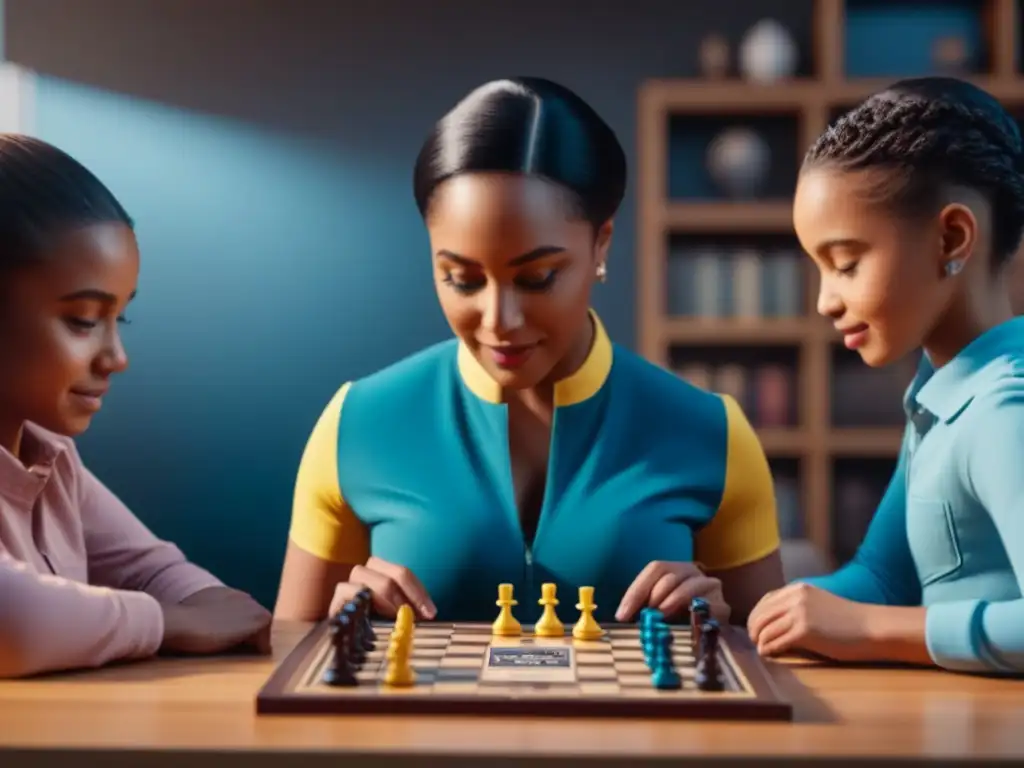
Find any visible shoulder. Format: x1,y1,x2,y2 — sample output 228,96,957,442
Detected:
960,355,1024,437
609,344,728,425
347,339,459,401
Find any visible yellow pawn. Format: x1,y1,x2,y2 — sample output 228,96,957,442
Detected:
383,628,416,687
533,582,565,637
572,586,604,640
392,603,415,639
492,583,522,636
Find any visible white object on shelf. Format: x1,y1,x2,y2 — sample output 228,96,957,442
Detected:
706,127,771,199
738,19,798,83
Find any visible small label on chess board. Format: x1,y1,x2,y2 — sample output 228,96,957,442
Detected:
479,645,577,683
488,648,570,668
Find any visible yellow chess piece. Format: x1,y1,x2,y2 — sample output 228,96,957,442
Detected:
383,628,416,687
572,586,604,640
533,582,565,637
393,603,415,638
492,583,522,636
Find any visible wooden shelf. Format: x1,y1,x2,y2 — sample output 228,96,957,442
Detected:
829,428,904,456
636,0,1024,565
663,202,793,233
661,318,808,346
758,428,810,456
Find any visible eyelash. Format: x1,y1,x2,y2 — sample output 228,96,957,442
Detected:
836,263,858,276
66,316,132,331
442,270,559,295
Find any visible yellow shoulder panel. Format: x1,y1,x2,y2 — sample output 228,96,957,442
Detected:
694,394,781,571
287,382,370,564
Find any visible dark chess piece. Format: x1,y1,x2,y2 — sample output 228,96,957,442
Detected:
341,602,368,660
694,619,724,692
322,613,358,687
689,597,710,652
355,587,376,642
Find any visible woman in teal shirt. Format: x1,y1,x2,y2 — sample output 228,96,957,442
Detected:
275,77,785,627
748,77,1024,675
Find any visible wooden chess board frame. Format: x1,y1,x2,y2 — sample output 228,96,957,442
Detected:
256,620,793,720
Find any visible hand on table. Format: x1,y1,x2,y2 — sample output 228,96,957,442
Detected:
746,582,873,661
160,586,272,655
615,561,730,624
330,556,437,620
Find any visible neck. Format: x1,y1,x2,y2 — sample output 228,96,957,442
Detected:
923,279,1014,368
509,314,596,415
0,417,25,462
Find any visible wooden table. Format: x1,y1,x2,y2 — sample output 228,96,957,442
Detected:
1,621,1022,767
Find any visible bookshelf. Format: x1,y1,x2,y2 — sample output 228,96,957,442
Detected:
636,0,1024,567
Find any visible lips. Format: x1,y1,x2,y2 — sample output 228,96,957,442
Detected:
837,323,869,350
484,343,538,370
69,385,108,412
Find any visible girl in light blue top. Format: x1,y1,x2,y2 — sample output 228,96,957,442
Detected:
747,76,1024,675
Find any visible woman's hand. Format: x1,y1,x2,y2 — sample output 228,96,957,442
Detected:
615,561,730,624
160,587,272,655
747,582,874,661
329,556,437,619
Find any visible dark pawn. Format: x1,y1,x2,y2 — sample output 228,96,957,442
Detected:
694,619,724,692
323,614,358,687
689,597,710,652
355,587,377,641
341,602,369,660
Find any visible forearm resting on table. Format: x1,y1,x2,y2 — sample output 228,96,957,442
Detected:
861,605,935,667
0,556,165,678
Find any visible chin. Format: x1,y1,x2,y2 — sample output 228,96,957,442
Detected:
855,343,897,368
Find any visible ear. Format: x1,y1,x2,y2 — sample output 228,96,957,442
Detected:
936,202,978,275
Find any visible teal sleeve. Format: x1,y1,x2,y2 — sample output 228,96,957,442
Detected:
801,430,922,607
926,391,1024,674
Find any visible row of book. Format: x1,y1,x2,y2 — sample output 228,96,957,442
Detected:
675,361,793,428
667,246,805,318
772,462,894,553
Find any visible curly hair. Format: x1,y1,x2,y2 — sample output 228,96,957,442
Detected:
803,77,1024,266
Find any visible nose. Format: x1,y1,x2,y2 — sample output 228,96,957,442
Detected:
480,285,525,335
95,323,129,375
816,275,845,320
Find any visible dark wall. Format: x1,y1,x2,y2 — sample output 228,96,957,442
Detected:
6,0,813,607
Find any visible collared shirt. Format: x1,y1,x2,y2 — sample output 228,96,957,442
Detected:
0,423,222,678
288,311,781,622
805,317,1024,674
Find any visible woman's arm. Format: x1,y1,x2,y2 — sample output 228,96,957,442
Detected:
695,395,785,624
0,552,165,678
274,383,370,621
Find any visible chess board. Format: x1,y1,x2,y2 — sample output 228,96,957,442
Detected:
256,620,793,720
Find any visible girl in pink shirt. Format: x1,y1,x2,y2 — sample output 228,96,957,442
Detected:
0,134,271,678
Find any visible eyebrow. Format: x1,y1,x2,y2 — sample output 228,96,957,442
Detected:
815,237,865,253
58,289,137,303
436,245,566,267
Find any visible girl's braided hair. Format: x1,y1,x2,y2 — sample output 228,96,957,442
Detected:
803,77,1024,265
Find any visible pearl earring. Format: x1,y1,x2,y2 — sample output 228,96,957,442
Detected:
596,262,607,283
944,259,964,277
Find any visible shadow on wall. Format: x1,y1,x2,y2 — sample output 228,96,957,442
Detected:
5,0,816,607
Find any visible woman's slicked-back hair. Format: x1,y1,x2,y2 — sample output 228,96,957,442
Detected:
803,76,1024,265
0,133,133,271
413,77,627,228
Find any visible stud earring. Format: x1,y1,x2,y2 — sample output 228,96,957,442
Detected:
944,259,964,277
596,262,607,283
